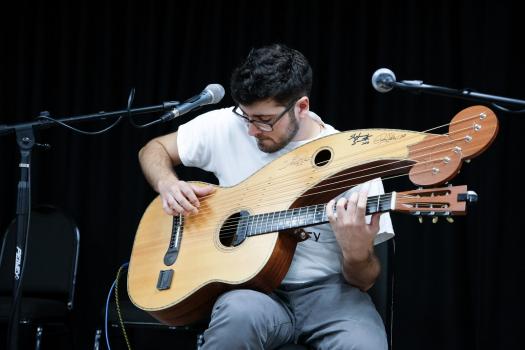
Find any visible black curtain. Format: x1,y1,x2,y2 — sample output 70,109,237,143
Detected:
1,1,523,349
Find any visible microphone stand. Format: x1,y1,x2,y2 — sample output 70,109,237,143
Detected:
0,100,180,350
390,80,525,109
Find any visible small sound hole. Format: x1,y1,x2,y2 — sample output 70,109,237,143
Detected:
314,148,332,167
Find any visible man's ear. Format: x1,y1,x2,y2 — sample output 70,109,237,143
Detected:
296,96,310,119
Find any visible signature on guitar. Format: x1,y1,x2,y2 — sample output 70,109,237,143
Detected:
374,132,407,144
348,132,371,145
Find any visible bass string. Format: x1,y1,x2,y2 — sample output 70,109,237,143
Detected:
183,128,474,222
189,111,486,217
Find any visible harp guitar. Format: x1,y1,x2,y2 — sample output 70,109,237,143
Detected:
128,105,498,326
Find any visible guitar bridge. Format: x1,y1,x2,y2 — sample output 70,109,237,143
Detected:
164,215,183,266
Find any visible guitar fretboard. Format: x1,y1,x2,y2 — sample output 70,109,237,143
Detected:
240,193,394,237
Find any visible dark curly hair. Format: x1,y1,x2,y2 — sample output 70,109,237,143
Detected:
230,44,312,106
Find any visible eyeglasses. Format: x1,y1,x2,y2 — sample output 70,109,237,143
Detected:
233,98,299,132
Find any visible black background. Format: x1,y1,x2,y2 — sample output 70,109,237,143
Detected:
1,1,524,349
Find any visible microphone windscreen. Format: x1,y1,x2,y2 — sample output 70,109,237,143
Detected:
205,84,225,104
371,68,396,93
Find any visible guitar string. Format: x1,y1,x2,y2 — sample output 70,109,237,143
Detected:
160,171,460,244
210,110,489,199
175,150,470,237
224,193,433,233
208,120,480,209
152,109,491,240
195,159,460,233
190,189,451,242
158,111,489,236
235,192,449,237
178,172,459,240
173,118,486,224
216,186,454,239
177,110,491,219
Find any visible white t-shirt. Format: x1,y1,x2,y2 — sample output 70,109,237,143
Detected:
177,107,394,284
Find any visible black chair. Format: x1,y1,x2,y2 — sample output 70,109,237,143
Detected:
0,205,80,349
95,239,394,350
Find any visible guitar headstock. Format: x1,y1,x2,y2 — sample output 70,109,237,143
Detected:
393,185,477,217
408,105,499,186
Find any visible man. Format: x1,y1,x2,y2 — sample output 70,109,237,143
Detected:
139,43,394,349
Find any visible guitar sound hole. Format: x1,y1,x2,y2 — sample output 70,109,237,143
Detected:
219,211,247,247
314,148,332,167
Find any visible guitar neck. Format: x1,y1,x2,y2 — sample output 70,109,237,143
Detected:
243,193,395,237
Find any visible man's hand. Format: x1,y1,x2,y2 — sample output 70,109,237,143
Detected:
158,178,215,216
326,184,381,290
326,186,380,262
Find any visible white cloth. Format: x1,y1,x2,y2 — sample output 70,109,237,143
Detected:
177,107,394,284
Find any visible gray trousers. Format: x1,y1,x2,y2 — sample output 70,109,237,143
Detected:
201,274,387,350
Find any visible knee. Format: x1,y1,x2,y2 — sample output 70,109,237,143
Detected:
203,289,290,349
211,289,266,326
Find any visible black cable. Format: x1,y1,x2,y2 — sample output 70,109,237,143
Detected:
491,103,525,114
35,115,124,135
462,88,525,114
126,88,167,128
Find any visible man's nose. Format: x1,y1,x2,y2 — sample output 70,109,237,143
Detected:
247,122,262,136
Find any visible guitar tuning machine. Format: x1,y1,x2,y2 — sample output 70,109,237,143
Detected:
432,217,438,224
446,217,454,223
418,216,423,224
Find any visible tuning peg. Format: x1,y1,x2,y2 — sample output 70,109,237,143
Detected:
418,216,423,224
446,217,454,223
432,217,438,224
465,159,471,163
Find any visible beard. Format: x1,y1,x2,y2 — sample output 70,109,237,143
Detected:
256,112,300,153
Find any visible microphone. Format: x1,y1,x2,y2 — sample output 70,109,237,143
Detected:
371,68,396,93
162,83,225,121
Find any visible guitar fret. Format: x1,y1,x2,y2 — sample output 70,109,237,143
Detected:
287,210,293,229
261,213,266,233
257,213,262,234
247,216,252,236
306,206,311,226
239,216,246,237
260,213,265,233
256,214,262,234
